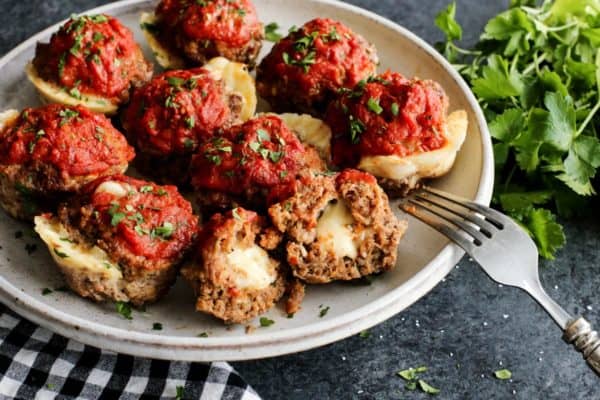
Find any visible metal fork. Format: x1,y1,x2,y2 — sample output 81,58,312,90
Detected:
400,186,600,375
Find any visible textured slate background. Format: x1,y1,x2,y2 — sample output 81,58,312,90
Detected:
0,0,598,398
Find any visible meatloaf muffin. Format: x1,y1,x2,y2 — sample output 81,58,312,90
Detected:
269,169,406,283
0,104,134,220
189,114,326,212
141,0,263,69
256,18,378,116
122,67,244,184
181,207,285,324
325,72,468,194
34,175,198,306
28,14,152,114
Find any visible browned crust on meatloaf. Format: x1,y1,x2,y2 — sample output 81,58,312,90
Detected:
176,33,263,69
269,170,407,283
180,209,285,324
0,162,127,220
285,278,306,315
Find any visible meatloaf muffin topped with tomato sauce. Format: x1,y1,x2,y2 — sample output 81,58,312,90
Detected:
325,72,468,193
181,207,285,323
190,114,326,211
34,175,198,306
28,14,152,114
122,67,244,184
142,0,263,69
0,104,134,220
256,18,378,116
268,169,406,284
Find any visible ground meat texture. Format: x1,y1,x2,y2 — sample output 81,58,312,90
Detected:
154,0,263,67
32,14,152,104
55,175,198,305
269,169,407,283
326,72,449,167
122,68,242,184
0,105,134,220
190,115,325,212
256,18,378,116
180,208,285,324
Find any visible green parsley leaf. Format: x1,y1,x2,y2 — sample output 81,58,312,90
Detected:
175,385,184,400
53,248,68,258
42,288,52,295
390,102,399,116
115,301,132,320
151,222,174,240
197,332,209,337
434,2,462,41
265,22,282,42
152,322,163,330
367,97,383,114
259,317,274,327
319,305,330,317
358,330,370,338
418,379,440,395
494,369,512,380
167,76,185,87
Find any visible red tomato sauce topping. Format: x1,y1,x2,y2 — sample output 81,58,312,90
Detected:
88,175,198,262
326,72,449,167
33,14,150,100
123,68,236,155
156,0,261,47
0,104,134,176
259,18,377,96
336,169,377,186
190,115,308,204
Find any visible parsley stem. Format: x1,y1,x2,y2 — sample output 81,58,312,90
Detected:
575,100,600,137
448,42,481,56
522,53,546,75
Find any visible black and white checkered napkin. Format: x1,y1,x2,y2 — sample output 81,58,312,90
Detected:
0,304,260,399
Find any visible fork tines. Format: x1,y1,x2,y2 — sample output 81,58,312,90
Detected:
399,187,503,253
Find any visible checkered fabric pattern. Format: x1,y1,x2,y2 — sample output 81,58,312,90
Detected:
0,304,261,400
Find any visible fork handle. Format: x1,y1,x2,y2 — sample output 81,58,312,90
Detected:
563,317,600,375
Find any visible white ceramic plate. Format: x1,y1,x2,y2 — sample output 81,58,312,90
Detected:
0,0,493,361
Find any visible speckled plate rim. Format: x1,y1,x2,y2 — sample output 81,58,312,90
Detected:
0,0,494,361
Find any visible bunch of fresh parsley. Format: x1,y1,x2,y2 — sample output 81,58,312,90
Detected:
435,0,600,258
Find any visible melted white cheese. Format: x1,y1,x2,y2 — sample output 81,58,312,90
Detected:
226,245,276,290
25,63,118,115
276,113,332,161
34,216,122,280
140,12,185,70
94,181,130,198
316,201,358,259
358,110,468,183
0,109,19,131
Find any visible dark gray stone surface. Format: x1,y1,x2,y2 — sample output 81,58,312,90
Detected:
0,0,598,398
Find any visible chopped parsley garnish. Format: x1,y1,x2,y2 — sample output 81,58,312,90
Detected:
279,171,288,179
167,76,185,87
68,87,82,100
108,202,125,226
58,109,79,126
115,301,132,320
140,22,159,32
256,129,271,142
165,95,179,109
349,116,365,144
42,288,52,295
269,151,283,163
58,53,66,77
287,313,294,318
197,332,209,337
236,8,246,17
358,330,370,338
53,248,68,258
326,27,341,41
390,102,399,116
264,22,282,42
319,305,330,317
185,116,195,129
152,322,163,331
494,369,512,380
184,138,195,149
140,185,154,193
28,129,46,154
92,32,104,42
196,0,207,5
397,366,439,395
175,386,184,400
205,153,221,165
282,50,316,73
151,222,174,240
69,34,83,56
367,97,383,114
259,317,274,327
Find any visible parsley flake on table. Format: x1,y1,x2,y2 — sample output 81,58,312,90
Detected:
152,322,163,331
397,366,439,395
433,0,600,259
494,368,512,380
